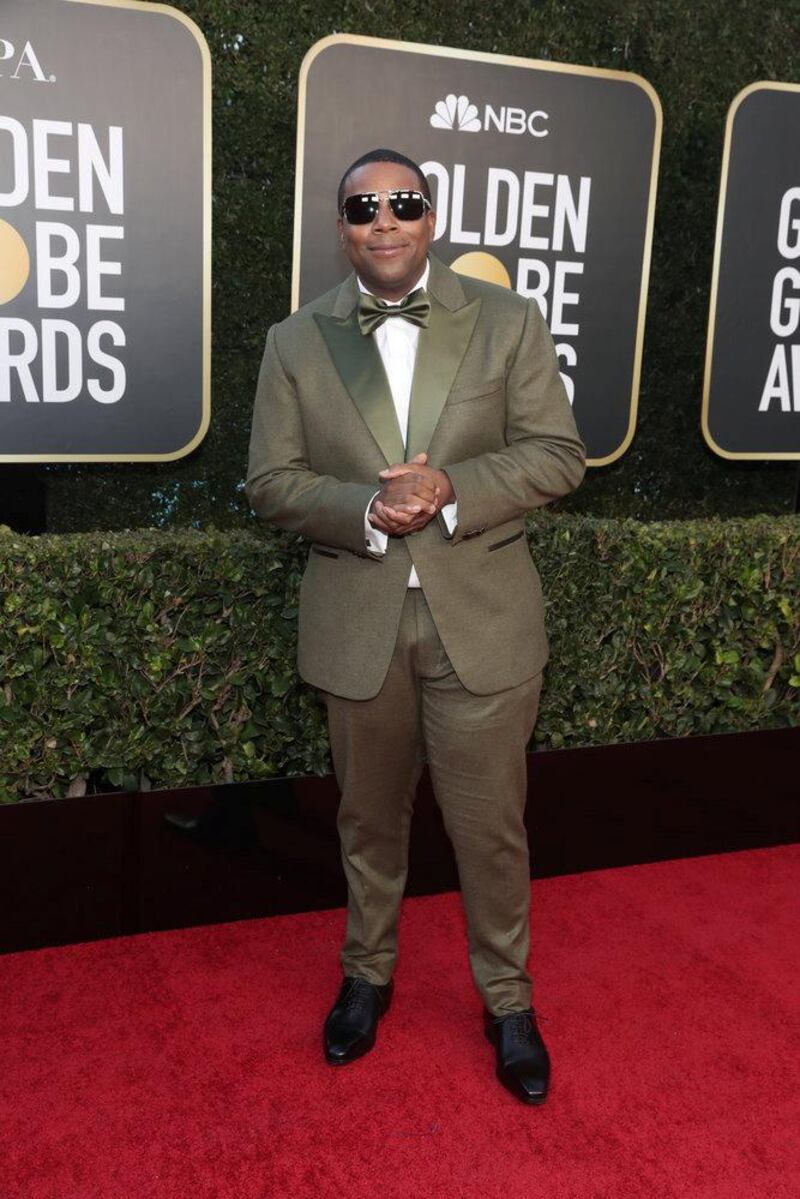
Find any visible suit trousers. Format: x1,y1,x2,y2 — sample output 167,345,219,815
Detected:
323,587,543,1017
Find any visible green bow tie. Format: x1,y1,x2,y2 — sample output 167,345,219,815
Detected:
357,288,431,336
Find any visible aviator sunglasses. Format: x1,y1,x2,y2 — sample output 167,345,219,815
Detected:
340,189,432,225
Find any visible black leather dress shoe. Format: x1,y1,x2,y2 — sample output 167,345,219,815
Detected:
484,1007,551,1104
324,977,394,1065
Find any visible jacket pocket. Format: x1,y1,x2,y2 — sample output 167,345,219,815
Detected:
487,530,525,552
311,545,339,559
446,377,504,406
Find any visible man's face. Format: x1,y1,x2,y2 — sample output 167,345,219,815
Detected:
337,162,435,301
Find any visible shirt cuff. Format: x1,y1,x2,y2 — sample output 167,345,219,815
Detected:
440,500,457,534
364,490,388,556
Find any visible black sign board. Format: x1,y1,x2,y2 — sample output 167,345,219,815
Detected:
0,0,210,462
703,82,800,460
294,34,662,465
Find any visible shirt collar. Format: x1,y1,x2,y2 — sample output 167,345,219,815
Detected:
357,259,430,306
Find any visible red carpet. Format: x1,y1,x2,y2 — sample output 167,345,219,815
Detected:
1,845,798,1199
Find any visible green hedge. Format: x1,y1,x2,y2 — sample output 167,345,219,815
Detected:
1,515,797,802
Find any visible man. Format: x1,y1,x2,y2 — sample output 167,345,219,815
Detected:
246,148,586,1105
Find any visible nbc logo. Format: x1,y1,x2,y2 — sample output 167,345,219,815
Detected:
430,93,550,138
430,94,481,132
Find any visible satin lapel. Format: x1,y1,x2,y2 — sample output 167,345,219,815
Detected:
313,310,406,466
406,295,482,459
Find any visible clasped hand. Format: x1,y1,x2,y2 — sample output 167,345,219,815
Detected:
368,453,454,537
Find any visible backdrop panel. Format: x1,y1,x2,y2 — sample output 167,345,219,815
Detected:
293,34,662,465
703,81,800,460
0,0,211,462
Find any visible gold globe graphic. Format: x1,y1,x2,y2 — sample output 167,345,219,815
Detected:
449,251,511,290
0,220,30,304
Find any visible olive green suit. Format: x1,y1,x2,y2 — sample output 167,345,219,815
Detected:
246,253,586,1014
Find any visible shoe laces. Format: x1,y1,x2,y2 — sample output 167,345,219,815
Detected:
341,979,374,1013
503,1009,535,1045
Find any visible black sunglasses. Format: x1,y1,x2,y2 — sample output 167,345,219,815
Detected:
340,189,432,225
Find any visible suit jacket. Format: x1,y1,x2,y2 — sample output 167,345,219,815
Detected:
246,253,586,700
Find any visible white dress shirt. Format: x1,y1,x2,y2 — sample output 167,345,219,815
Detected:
358,262,458,587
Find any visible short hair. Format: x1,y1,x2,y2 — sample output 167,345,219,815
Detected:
337,148,432,212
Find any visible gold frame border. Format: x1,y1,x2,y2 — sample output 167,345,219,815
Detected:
292,32,663,468
0,0,212,464
701,79,800,462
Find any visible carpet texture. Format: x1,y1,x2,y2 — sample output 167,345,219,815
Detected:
1,845,798,1199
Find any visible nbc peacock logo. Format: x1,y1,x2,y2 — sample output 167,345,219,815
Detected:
430,94,481,132
429,93,551,137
